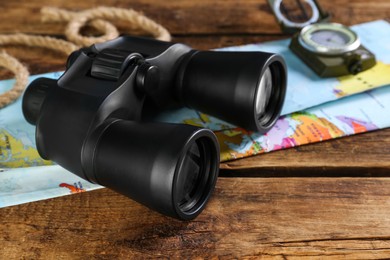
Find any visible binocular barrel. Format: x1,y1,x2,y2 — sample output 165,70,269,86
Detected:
88,120,219,220
22,36,287,220
176,51,287,132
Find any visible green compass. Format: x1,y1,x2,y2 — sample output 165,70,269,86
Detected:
267,0,376,77
290,23,376,77
299,23,360,54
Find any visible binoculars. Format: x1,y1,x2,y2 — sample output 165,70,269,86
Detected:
22,36,287,220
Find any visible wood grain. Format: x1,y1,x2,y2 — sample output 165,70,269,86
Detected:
0,0,389,35
1,0,390,258
220,129,390,176
1,178,390,258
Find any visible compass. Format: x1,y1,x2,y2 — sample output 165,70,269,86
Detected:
290,23,376,77
299,23,360,55
267,0,376,77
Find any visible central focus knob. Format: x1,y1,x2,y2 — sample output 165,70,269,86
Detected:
91,49,142,81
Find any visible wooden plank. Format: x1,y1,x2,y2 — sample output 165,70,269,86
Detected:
1,1,390,258
220,129,390,176
0,0,279,35
1,178,390,258
0,0,389,35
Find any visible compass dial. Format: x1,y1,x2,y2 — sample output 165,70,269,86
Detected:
299,23,360,55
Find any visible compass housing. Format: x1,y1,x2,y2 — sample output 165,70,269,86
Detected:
290,23,376,77
298,23,360,55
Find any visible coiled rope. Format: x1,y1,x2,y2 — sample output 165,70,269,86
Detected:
0,6,171,109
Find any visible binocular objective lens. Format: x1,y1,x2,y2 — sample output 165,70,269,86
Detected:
177,142,202,211
175,137,216,215
255,66,273,117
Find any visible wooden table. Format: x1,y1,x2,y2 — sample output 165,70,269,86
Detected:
1,0,390,258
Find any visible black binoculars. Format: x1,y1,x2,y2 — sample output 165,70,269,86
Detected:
22,36,287,220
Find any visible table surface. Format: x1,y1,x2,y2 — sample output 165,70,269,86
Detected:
1,0,390,258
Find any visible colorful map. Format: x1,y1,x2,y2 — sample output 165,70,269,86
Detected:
335,62,390,97
1,20,390,208
0,129,52,168
213,85,390,161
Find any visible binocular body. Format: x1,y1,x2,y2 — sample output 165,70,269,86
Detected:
23,36,287,220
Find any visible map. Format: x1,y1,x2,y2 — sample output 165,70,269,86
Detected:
0,129,52,168
215,86,389,161
1,20,390,208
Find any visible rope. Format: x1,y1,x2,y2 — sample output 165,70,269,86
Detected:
0,35,77,108
41,6,171,46
0,52,29,108
0,6,171,109
41,7,120,46
0,34,79,55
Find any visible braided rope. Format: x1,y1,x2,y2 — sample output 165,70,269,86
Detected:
41,7,120,45
0,35,77,108
0,6,171,109
0,51,29,108
0,34,79,54
42,6,171,46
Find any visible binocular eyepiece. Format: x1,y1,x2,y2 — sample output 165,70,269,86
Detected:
22,36,287,220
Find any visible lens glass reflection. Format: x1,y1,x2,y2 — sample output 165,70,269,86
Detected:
255,66,273,116
176,141,203,211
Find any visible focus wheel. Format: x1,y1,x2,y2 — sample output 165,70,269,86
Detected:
91,49,142,81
